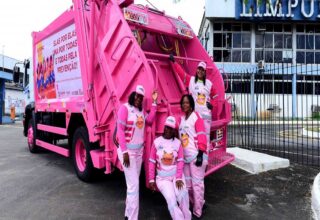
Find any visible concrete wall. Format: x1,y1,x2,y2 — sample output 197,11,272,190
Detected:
4,89,25,116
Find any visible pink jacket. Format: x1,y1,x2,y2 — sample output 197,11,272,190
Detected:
170,62,216,99
178,112,207,163
149,136,184,182
117,103,157,153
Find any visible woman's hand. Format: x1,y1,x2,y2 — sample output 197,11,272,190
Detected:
123,152,130,168
169,53,175,62
149,182,157,191
176,180,184,190
152,91,158,103
206,101,213,110
195,150,203,167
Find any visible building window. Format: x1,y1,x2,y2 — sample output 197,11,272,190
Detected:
226,74,251,93
227,73,320,95
212,22,251,63
296,24,320,64
255,24,293,63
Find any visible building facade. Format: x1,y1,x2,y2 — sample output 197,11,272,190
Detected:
200,0,320,66
199,0,320,118
0,54,32,123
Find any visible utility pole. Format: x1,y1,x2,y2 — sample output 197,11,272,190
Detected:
2,45,4,72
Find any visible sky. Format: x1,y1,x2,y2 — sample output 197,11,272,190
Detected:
0,0,204,61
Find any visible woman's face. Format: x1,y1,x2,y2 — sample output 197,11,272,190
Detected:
196,67,205,80
163,126,174,139
181,96,192,113
134,93,144,109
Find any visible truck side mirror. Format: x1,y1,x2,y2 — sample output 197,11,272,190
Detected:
13,66,20,83
24,60,30,69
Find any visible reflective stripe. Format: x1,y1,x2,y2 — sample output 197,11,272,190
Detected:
177,158,184,162
127,143,143,149
185,176,192,180
200,114,212,120
149,158,156,163
168,203,178,213
117,119,126,126
196,131,206,135
177,190,188,204
126,124,134,128
157,168,176,177
192,176,204,183
127,191,138,196
184,155,197,163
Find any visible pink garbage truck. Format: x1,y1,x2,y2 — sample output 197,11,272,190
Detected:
23,0,234,183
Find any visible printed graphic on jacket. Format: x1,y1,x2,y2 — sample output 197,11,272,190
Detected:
136,115,144,129
161,150,174,165
181,133,189,148
196,93,206,105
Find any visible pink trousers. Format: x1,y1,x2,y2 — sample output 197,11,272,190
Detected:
203,118,211,148
183,158,208,218
156,176,191,220
117,148,143,220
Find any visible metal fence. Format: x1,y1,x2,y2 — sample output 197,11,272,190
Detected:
227,63,320,167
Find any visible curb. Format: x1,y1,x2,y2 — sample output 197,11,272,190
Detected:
227,147,290,174
312,172,320,220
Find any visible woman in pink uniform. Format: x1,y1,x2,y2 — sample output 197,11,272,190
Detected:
149,116,191,220
117,85,158,220
169,55,216,147
179,94,207,219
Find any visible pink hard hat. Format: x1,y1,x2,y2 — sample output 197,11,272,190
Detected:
197,61,206,70
135,85,145,96
164,116,176,129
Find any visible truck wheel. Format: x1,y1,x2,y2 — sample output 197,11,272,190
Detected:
27,119,38,153
72,127,95,182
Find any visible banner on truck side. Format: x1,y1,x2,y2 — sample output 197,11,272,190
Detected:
35,24,83,99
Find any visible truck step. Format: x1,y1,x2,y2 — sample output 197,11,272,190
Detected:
37,124,68,136
205,150,235,177
36,139,70,157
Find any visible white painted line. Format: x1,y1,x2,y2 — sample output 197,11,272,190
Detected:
302,128,320,139
0,125,23,129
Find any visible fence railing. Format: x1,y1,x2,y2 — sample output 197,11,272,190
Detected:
227,63,320,167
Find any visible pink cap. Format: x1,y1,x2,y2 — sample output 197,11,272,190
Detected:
164,116,176,129
135,85,145,96
198,61,206,70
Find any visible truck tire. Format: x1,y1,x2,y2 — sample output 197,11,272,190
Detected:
27,119,38,153
72,127,95,182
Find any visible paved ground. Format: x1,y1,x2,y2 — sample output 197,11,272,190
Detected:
0,123,318,220
229,124,320,166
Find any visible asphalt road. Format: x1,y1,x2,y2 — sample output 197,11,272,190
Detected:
0,123,318,220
